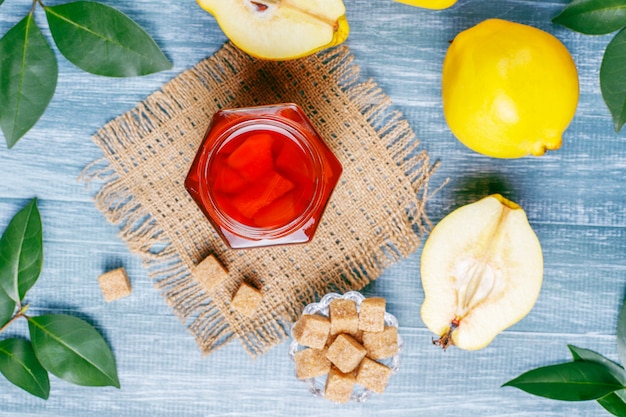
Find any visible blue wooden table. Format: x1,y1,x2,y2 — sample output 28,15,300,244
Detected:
0,0,623,415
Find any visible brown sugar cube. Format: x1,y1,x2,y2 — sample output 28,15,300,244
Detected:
292,314,330,349
293,348,331,380
324,333,338,349
325,334,367,373
192,254,229,292
356,357,392,394
359,297,386,332
362,326,399,359
324,366,356,403
231,282,263,317
329,299,359,336
98,268,132,302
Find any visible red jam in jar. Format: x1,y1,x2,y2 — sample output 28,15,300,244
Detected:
185,103,342,249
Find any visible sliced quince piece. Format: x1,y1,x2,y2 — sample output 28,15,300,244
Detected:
226,132,275,181
420,194,543,350
232,171,295,219
394,0,457,10
213,164,249,194
196,0,349,60
252,191,297,228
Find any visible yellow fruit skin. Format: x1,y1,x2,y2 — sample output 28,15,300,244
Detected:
394,0,457,9
197,0,349,61
442,19,579,158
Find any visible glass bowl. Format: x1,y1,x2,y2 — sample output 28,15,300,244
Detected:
288,291,403,403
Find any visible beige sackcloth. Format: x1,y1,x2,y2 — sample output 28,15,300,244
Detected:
82,43,437,358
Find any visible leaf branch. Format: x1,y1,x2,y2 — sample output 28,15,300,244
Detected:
0,0,171,148
503,297,626,416
0,200,120,398
0,305,28,335
553,0,626,132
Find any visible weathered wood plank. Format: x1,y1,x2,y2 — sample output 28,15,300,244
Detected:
1,0,625,415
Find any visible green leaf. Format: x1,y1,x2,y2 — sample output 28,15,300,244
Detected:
600,28,626,132
28,314,119,388
503,361,624,401
44,1,172,77
599,390,626,417
0,198,43,303
553,0,626,35
0,288,15,328
0,338,50,399
0,13,58,148
569,345,626,383
568,344,626,414
618,298,626,366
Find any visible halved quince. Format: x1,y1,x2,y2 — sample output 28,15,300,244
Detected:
394,0,457,10
197,0,349,60
420,194,543,350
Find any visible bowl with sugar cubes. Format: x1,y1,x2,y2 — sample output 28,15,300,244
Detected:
288,291,402,403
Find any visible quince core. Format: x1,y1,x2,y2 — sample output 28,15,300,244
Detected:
420,194,543,350
197,0,349,60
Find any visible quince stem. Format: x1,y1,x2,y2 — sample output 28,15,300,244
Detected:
250,1,270,11
250,0,339,28
433,317,460,350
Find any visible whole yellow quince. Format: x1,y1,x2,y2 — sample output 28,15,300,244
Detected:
197,0,349,61
394,0,457,10
442,19,579,158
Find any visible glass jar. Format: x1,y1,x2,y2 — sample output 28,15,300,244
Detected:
185,103,342,249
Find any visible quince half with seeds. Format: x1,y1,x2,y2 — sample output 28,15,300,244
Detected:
420,194,543,350
197,0,349,60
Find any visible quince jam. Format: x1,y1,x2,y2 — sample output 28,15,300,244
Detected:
210,129,314,228
185,103,342,249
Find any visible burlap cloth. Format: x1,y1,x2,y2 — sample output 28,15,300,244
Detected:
82,42,437,358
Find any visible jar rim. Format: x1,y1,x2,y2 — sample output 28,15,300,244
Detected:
199,116,327,241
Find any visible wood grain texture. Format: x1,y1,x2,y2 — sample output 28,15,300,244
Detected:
0,0,623,415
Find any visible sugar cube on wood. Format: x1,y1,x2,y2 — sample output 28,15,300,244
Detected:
98,268,132,302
